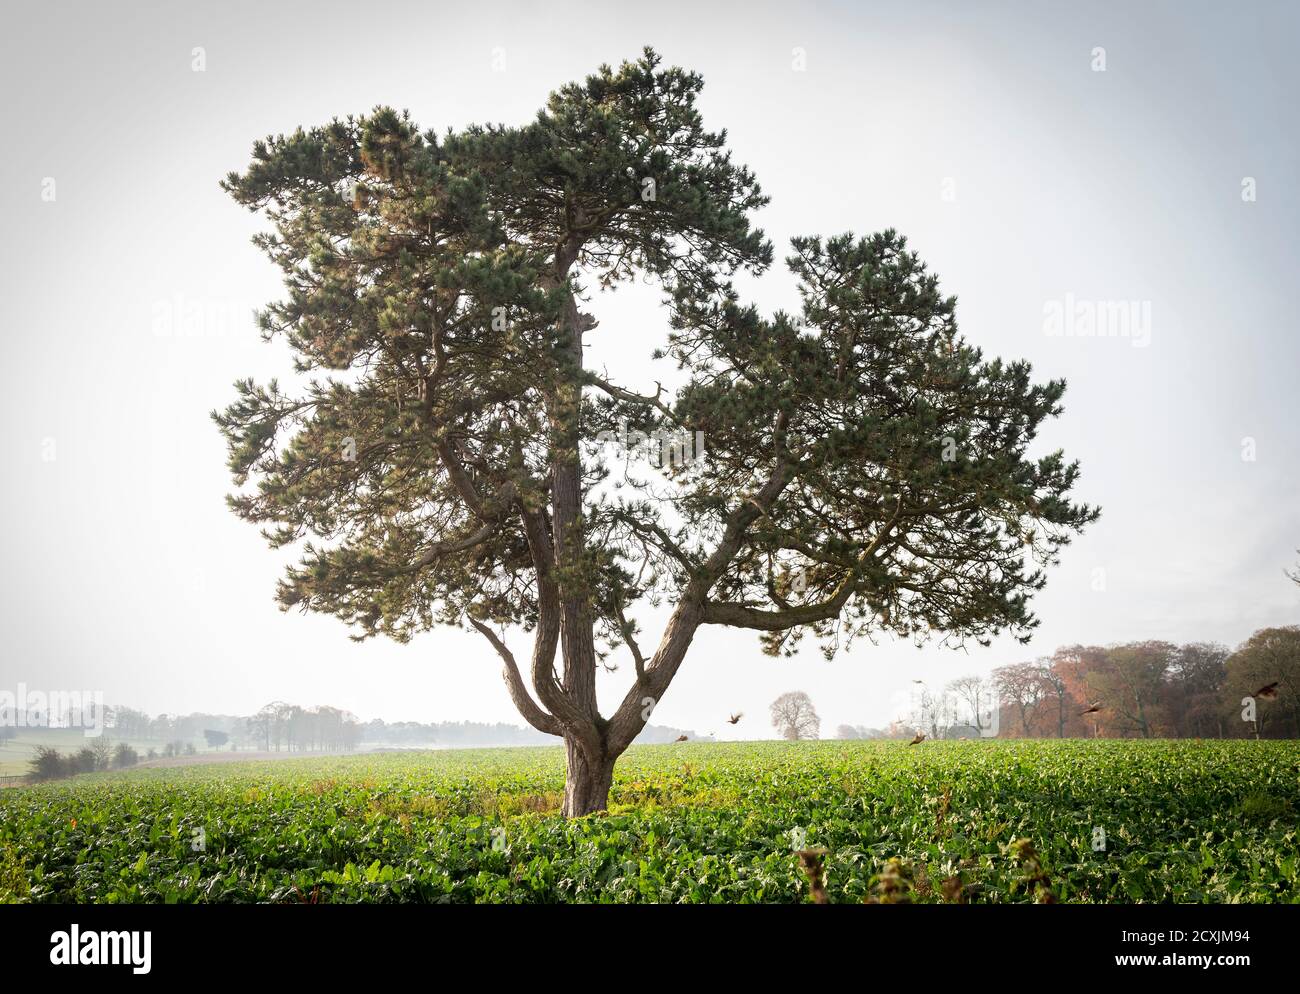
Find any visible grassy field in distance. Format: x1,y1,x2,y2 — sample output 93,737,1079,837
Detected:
0,729,177,778
3,739,1298,904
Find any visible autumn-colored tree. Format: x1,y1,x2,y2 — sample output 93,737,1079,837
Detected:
1051,645,1108,736
1036,662,1075,737
1225,626,1300,738
1165,642,1228,738
991,661,1051,737
1089,642,1176,738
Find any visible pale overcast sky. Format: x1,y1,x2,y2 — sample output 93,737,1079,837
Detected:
2,0,1297,735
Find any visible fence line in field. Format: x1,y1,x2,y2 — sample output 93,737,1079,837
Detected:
0,774,29,787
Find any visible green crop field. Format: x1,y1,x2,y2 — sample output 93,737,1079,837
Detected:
2,740,1298,904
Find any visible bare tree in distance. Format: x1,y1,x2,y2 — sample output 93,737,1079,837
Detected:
991,662,1050,737
770,691,821,741
947,674,997,734
909,684,955,739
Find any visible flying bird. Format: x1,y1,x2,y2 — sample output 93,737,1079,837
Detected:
909,731,926,745
727,712,743,725
1079,702,1103,716
1254,682,1280,701
674,734,688,743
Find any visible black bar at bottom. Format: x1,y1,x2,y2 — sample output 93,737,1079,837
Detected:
0,903,1288,981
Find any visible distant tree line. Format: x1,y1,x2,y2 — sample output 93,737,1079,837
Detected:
910,625,1299,739
244,702,363,752
825,626,1298,742
991,627,1299,739
106,702,364,753
362,719,538,747
362,719,705,747
27,741,141,782
13,702,704,766
95,707,246,745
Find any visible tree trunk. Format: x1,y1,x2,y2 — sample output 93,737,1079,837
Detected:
562,737,616,817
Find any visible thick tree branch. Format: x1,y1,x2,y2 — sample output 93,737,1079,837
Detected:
517,505,602,756
467,618,562,736
612,596,647,679
703,496,906,630
701,592,851,631
605,426,801,752
413,520,499,567
584,372,680,424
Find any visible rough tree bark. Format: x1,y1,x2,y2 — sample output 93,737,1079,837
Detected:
549,239,606,815
562,738,615,818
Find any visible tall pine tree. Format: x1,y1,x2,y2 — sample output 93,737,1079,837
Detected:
217,49,1097,815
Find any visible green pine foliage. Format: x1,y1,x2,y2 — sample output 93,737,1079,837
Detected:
214,50,1097,802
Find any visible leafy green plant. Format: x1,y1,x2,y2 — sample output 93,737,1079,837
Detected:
0,844,29,903
2,740,1297,904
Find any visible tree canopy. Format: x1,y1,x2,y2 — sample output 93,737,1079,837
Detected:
216,49,1097,814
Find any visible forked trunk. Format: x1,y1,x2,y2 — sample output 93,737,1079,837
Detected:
562,737,616,817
